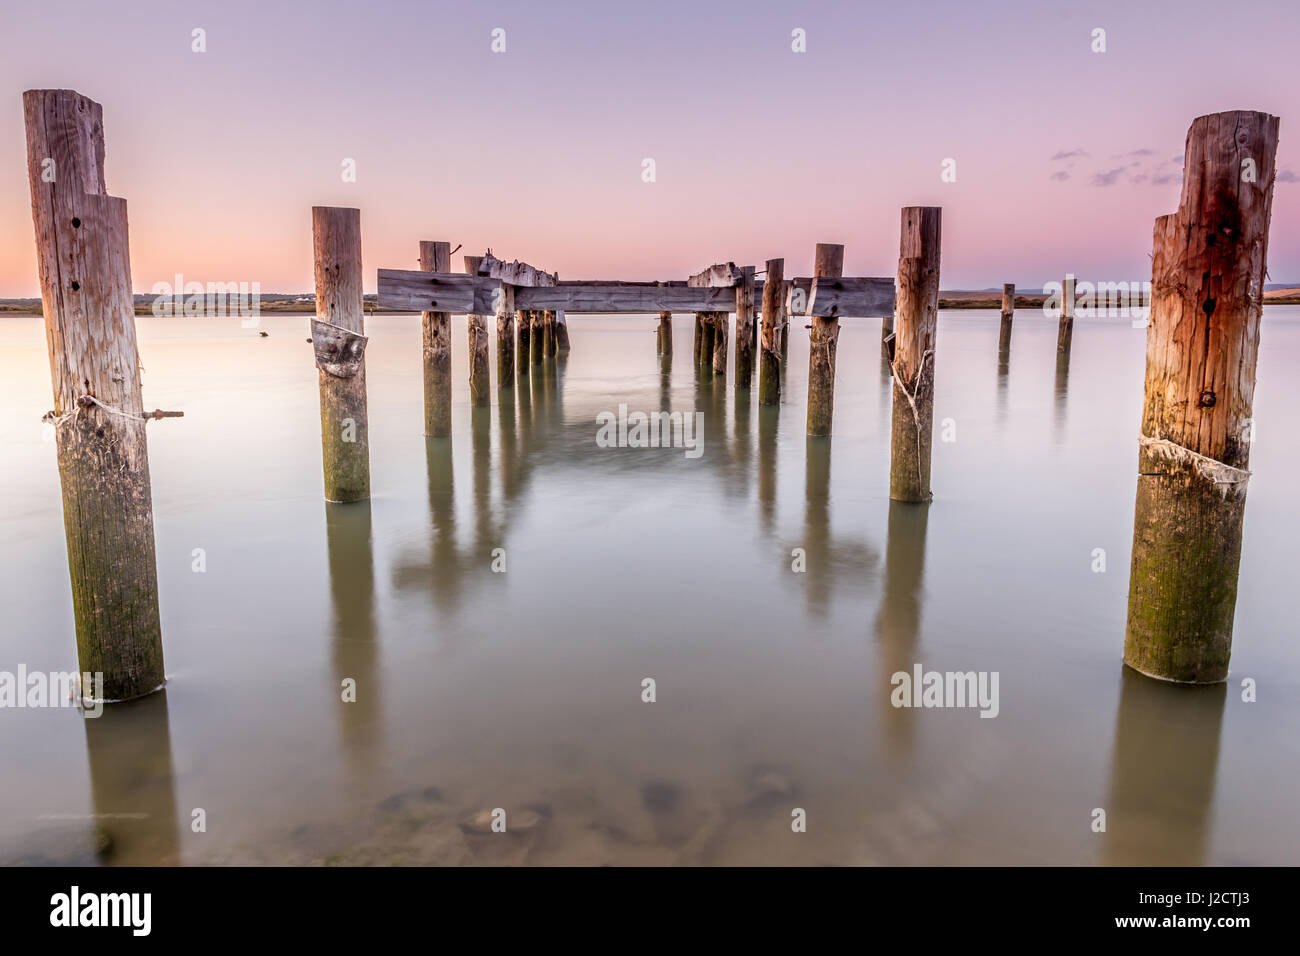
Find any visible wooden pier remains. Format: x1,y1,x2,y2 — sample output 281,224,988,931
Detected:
1123,110,1280,684
24,88,169,701
419,240,452,436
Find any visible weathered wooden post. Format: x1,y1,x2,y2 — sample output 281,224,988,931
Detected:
464,255,490,406
555,309,571,352
530,310,544,365
889,207,942,502
1124,110,1279,684
496,283,515,389
693,313,702,363
517,308,531,380
543,309,557,356
24,89,167,701
419,240,452,436
806,243,844,436
758,258,785,405
313,206,371,503
1057,274,1075,353
698,311,715,368
735,267,756,388
712,311,729,377
998,282,1015,352
657,311,673,355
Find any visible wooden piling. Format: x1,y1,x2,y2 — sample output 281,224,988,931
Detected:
555,309,571,351
657,311,673,356
419,241,452,436
888,207,942,502
1124,110,1279,684
806,243,844,436
712,311,729,376
24,89,166,701
693,313,703,363
543,309,557,356
998,282,1015,352
313,206,371,503
530,310,543,365
758,258,785,405
496,283,515,389
464,255,490,406
735,267,756,388
1057,274,1075,353
517,309,531,380
698,311,715,368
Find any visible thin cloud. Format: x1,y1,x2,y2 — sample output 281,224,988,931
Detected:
1278,169,1298,183
1090,167,1126,187
1049,170,1070,182
1050,149,1089,161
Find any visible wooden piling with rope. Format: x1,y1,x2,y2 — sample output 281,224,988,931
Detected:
419,240,452,436
24,88,168,701
888,207,942,502
806,243,844,436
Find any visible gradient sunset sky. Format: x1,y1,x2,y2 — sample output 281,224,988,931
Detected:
2,0,1298,295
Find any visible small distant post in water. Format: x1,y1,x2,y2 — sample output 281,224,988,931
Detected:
555,309,571,352
758,258,785,405
889,207,942,502
1124,110,1279,684
998,283,1015,352
735,267,756,388
24,88,167,701
419,241,452,436
543,309,557,357
496,283,515,389
464,256,490,406
1057,274,1075,353
806,243,844,436
712,311,729,377
657,311,673,355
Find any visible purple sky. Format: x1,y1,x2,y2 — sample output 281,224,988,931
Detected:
2,0,1297,294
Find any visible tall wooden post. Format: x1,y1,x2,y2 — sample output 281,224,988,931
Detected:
712,311,729,376
693,313,703,363
517,309,531,380
657,311,673,355
464,255,490,406
998,282,1015,352
806,242,844,436
889,207,942,502
313,206,371,503
1057,274,1075,353
496,283,515,389
24,89,166,701
419,241,452,436
1124,110,1279,684
543,309,557,356
555,310,571,351
530,310,543,365
735,267,756,388
759,258,785,405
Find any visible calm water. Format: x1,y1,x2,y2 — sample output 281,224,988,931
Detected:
1,308,1298,866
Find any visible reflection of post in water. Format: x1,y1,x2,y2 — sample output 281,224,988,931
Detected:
326,500,380,770
471,406,495,562
758,404,779,530
84,689,181,865
1102,667,1225,865
1053,349,1070,434
874,500,929,757
803,437,832,616
731,388,752,488
996,336,1010,426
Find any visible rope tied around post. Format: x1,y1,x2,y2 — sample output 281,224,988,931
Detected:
42,394,184,427
891,348,935,497
1138,434,1252,499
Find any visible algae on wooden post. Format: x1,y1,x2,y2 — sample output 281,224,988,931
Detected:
1124,111,1280,684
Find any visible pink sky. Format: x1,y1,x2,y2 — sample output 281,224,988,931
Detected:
2,0,1298,295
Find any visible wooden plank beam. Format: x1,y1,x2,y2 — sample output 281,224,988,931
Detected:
515,282,739,312
377,269,475,312
805,276,896,318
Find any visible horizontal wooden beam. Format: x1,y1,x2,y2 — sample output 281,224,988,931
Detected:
687,262,742,288
378,270,895,316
